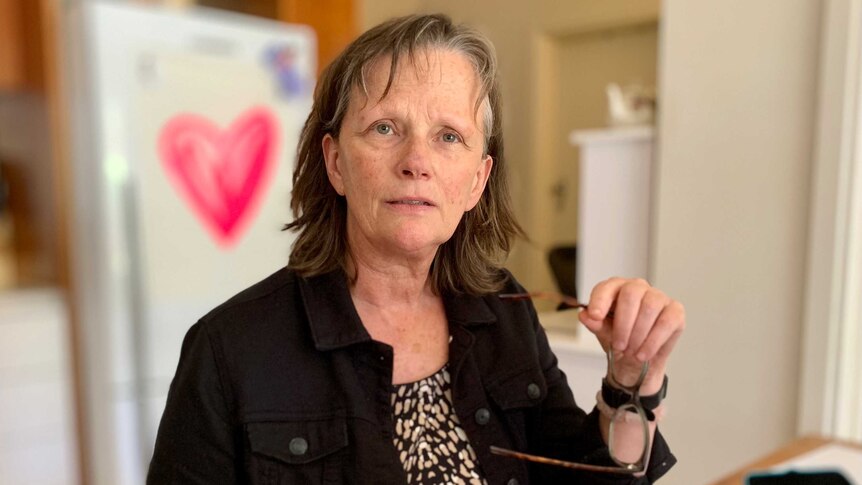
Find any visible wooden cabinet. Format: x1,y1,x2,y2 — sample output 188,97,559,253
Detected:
0,0,24,89
196,0,357,73
277,0,356,72
0,0,59,289
0,0,45,91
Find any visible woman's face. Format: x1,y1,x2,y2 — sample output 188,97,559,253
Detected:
323,49,493,261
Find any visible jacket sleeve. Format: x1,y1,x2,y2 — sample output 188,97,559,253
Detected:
147,321,239,484
523,295,677,483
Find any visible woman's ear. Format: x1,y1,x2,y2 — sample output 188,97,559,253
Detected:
466,154,493,210
322,134,346,195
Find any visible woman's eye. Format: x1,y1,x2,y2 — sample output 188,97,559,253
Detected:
374,123,393,135
442,133,461,143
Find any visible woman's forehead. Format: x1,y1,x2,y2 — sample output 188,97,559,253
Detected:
349,49,483,118
365,48,472,84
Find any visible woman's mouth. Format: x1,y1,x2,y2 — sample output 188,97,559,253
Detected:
387,199,434,206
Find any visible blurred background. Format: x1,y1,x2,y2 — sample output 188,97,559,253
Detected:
1,0,861,484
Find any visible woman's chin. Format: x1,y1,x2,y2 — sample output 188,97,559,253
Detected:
384,232,448,260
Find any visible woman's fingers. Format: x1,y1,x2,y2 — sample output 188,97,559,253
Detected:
578,308,611,352
627,289,669,357
584,278,684,363
635,300,686,362
611,281,649,353
586,277,624,321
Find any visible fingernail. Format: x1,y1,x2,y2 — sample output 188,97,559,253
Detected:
636,352,647,362
591,308,602,318
613,340,626,351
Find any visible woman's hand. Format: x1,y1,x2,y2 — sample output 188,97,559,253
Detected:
578,278,685,394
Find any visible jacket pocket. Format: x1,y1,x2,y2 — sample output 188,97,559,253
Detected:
485,367,547,451
486,366,547,410
246,417,348,485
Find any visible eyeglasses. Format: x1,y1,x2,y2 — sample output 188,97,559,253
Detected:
489,291,650,475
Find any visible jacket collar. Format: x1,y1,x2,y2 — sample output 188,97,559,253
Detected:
297,269,498,351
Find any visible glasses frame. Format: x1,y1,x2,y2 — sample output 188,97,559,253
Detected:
489,291,651,475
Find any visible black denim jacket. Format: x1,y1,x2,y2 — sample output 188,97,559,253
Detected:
147,267,675,484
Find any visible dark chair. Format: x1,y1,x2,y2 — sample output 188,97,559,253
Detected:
547,245,578,308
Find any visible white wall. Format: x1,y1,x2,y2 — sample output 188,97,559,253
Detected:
359,1,824,482
653,1,821,482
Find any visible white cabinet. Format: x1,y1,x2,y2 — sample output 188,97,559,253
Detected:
540,311,605,410
541,126,655,409
569,126,654,294
0,289,78,484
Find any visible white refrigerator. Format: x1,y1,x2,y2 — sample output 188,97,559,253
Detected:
65,2,315,483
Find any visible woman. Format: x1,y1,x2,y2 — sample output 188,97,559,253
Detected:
148,14,684,484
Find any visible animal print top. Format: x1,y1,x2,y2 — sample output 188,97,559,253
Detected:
391,365,488,485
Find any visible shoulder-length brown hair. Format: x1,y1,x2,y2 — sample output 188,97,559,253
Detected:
285,13,524,295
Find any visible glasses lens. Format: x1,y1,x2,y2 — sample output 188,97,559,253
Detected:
608,404,648,470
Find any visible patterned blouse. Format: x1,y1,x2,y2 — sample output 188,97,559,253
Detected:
391,364,488,485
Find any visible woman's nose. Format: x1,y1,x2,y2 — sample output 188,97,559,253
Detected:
398,135,431,178
401,166,429,178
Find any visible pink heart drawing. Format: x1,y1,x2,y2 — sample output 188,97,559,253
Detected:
158,107,279,247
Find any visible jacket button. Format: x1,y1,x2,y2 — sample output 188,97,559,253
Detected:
474,408,490,425
289,437,308,456
507,479,519,485
527,383,541,399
